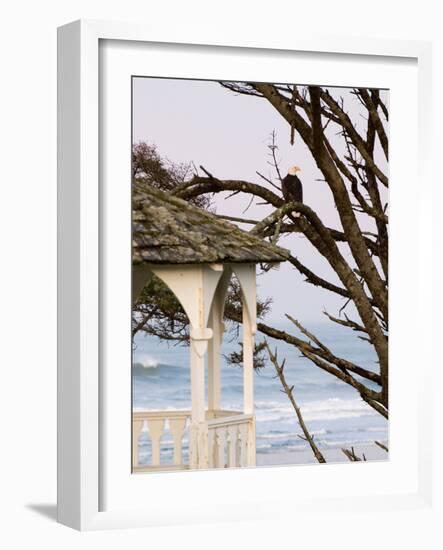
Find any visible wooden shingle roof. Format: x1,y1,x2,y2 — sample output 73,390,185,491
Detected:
132,184,289,265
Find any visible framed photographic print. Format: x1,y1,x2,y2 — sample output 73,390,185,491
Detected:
57,19,433,530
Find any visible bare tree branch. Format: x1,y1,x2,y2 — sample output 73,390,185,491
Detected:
354,88,389,160
375,440,389,452
265,342,327,464
134,81,390,428
341,447,366,462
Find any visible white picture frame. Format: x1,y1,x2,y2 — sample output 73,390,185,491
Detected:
57,19,433,531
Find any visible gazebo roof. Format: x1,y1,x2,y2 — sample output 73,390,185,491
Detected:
133,184,290,265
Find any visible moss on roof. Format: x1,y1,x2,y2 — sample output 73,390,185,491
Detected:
132,184,289,265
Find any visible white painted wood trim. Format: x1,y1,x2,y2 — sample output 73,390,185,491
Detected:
248,416,257,467
169,417,186,466
228,425,238,467
207,414,254,428
238,423,249,467
131,420,143,469
133,410,191,420
133,409,241,421
146,419,165,466
242,305,254,415
207,414,254,468
208,266,231,411
132,409,252,470
215,428,227,469
133,464,190,473
236,265,257,416
232,264,257,335
207,298,222,411
190,338,206,425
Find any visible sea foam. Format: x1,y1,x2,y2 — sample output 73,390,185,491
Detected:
135,355,160,368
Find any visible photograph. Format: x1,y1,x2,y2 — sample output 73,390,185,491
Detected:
131,77,389,472
1,0,437,541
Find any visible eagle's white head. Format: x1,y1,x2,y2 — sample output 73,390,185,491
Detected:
288,165,301,175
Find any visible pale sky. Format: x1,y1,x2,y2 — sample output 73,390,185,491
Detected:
133,77,388,325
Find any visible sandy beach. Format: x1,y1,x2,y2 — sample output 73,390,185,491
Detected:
257,442,388,467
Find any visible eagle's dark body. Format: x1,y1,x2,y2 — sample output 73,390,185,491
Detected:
282,173,303,204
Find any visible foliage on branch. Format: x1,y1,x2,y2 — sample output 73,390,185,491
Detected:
224,340,268,371
132,142,211,210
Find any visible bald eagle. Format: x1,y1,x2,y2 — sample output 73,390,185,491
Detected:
282,166,303,217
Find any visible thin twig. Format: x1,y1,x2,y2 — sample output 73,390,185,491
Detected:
256,170,281,192
374,440,389,452
265,341,327,464
341,446,366,462
216,214,259,225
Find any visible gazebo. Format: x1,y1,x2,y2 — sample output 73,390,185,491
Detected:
132,185,288,472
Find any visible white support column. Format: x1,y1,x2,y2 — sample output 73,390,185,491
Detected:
232,264,257,467
148,264,223,470
232,264,257,415
242,304,254,415
207,300,222,413
207,266,231,413
189,332,210,469
243,304,256,466
190,333,208,425
247,417,256,467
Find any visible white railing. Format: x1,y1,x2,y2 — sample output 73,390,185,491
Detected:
207,414,255,468
133,409,247,472
132,410,190,471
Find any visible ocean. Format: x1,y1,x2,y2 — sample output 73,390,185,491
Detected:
132,321,388,465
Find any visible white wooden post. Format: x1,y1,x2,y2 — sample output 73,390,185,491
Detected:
169,417,187,466
233,264,257,467
232,265,256,415
208,266,230,414
247,416,256,467
242,304,254,415
228,425,238,467
216,428,227,468
155,264,220,470
132,419,143,470
148,265,223,469
147,418,165,466
207,296,222,413
189,333,208,469
140,264,260,469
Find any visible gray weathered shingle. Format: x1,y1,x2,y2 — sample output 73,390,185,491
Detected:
133,184,289,265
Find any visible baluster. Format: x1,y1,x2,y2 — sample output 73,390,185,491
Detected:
132,419,144,469
197,422,209,468
238,423,248,467
216,427,227,468
247,417,256,467
228,425,238,467
147,418,165,466
208,428,216,468
169,417,187,466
